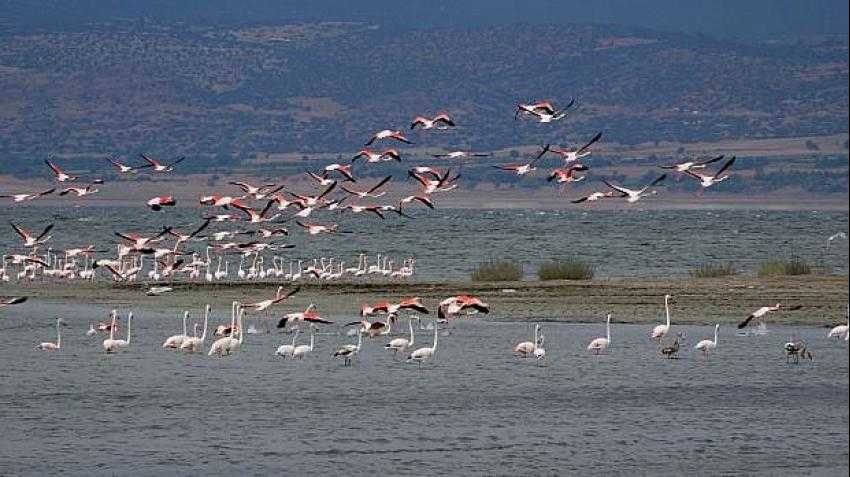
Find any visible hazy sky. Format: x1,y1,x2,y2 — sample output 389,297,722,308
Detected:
5,0,849,39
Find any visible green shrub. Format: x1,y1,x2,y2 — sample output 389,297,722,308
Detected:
758,257,812,277
471,261,523,282
537,259,594,280
691,262,737,278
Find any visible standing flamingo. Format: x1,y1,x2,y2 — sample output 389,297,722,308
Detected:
408,322,438,367
514,324,540,358
385,318,415,359
695,324,720,358
162,311,189,349
181,305,211,353
587,314,612,354
650,295,673,342
36,317,62,351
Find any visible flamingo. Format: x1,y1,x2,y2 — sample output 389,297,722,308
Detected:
0,296,28,308
209,303,244,356
737,303,802,330
104,311,132,353
292,327,315,359
146,196,177,211
139,153,184,172
181,305,210,352
333,330,363,366
514,324,540,358
827,305,848,340
385,319,415,359
571,191,621,203
106,156,141,174
685,157,736,188
86,322,97,336
695,324,720,357
162,311,189,349
365,129,412,146
323,163,356,182
10,223,54,248
539,132,603,163
36,317,62,351
1,188,56,203
410,113,455,130
650,295,673,342
275,330,299,358
547,164,588,184
661,154,724,173
603,174,667,203
229,181,279,200
44,159,77,182
408,322,438,367
59,182,101,197
587,314,612,354
432,151,491,159
341,176,393,198
352,149,401,163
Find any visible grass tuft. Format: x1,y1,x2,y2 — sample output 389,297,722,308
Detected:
537,259,595,281
471,260,523,282
758,257,812,277
690,262,737,278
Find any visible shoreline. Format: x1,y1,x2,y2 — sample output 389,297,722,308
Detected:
4,275,848,327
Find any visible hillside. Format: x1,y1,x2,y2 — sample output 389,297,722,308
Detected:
0,20,847,197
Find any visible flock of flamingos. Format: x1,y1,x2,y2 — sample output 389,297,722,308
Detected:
1,98,848,365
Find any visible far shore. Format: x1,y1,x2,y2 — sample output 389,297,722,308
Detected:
4,275,848,327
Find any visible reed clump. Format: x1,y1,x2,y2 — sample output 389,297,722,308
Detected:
758,257,812,277
471,261,523,282
690,262,737,278
537,259,595,280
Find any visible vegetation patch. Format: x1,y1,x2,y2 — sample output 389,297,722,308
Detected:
537,259,595,281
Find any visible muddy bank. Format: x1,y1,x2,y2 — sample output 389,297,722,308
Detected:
3,275,847,327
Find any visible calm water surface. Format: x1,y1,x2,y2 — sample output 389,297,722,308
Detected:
0,304,847,475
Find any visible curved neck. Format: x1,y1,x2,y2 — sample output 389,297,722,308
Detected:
309,329,314,350
606,315,611,341
182,312,188,335
432,323,438,351
56,319,61,347
533,325,539,345
714,326,719,344
125,313,132,343
237,309,244,344
408,319,415,343
665,298,671,327
109,312,116,340
200,306,209,341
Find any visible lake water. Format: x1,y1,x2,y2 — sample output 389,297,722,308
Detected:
0,303,847,475
0,205,847,281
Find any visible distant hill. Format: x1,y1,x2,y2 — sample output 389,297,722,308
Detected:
0,20,847,176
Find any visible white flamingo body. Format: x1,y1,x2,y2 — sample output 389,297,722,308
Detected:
588,314,612,354
650,295,672,342
36,317,62,351
408,323,438,366
180,305,210,352
162,311,189,349
695,324,720,356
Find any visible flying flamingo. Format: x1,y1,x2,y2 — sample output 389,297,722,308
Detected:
737,303,803,330
341,176,393,198
365,129,412,146
146,196,177,211
602,174,667,203
539,131,603,163
139,153,185,172
36,317,62,351
410,113,455,130
352,149,401,163
0,296,28,308
660,154,725,173
685,156,736,188
44,159,77,182
587,314,612,354
1,188,56,203
11,223,54,248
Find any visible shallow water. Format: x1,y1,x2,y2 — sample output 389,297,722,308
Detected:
1,304,847,475
0,206,847,280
